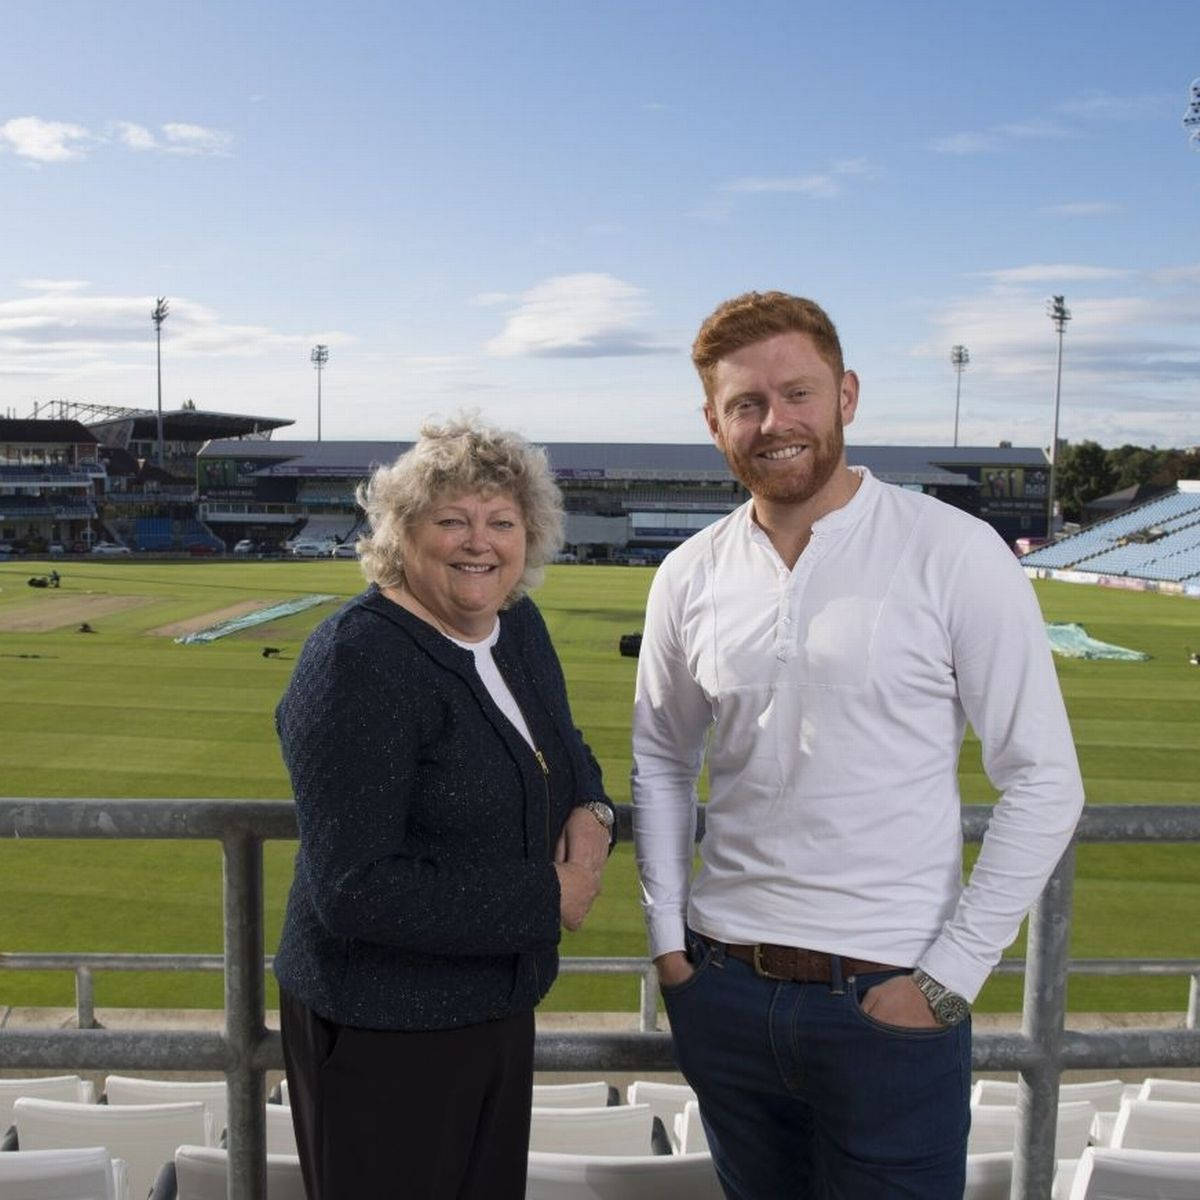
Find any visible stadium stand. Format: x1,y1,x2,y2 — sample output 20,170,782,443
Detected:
1021,485,1200,580
289,514,356,543
0,1145,130,1199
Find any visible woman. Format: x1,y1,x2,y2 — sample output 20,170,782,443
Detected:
274,416,614,1199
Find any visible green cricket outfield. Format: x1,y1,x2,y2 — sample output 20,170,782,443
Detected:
0,559,1196,1014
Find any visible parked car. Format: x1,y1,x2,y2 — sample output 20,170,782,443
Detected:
232,538,258,555
330,542,358,559
91,542,132,556
48,543,65,556
291,540,334,558
0,541,14,556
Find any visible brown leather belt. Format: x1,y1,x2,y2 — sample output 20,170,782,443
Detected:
714,940,900,983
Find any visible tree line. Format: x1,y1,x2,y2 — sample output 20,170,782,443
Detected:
1055,442,1200,524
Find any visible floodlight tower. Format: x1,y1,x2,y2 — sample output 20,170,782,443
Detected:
151,297,169,469
311,344,330,442
950,345,969,447
1046,295,1071,536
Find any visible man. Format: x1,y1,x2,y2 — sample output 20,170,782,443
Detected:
632,291,1084,1198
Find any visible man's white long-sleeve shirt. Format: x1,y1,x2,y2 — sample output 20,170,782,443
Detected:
632,468,1084,1002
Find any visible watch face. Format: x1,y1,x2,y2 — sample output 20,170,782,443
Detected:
935,993,971,1026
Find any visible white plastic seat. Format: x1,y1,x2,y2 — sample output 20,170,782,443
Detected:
1137,1078,1200,1104
967,1100,1095,1158
263,1105,298,1156
13,1097,212,1200
525,1150,723,1199
673,1100,709,1154
1067,1146,1200,1199
964,1150,1013,1200
528,1104,654,1156
1052,1158,1080,1200
104,1077,227,1142
172,1144,306,1200
625,1082,696,1151
970,1078,1125,1112
0,1146,129,1200
1089,1110,1118,1148
531,1081,613,1108
1109,1098,1200,1151
0,1078,96,1139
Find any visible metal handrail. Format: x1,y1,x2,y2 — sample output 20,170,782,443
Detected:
3,798,1200,1200
1,951,1196,1035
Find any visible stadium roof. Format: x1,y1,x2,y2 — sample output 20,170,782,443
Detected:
0,418,99,445
89,409,293,443
198,438,1046,485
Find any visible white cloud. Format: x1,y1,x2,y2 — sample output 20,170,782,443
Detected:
0,116,90,162
113,121,157,150
911,264,1200,447
0,286,351,367
1058,92,1165,120
725,174,840,198
19,279,90,293
930,132,998,155
161,123,233,156
978,264,1132,285
1042,201,1121,217
997,118,1072,140
2,116,233,161
1152,264,1200,285
486,273,671,358
722,157,875,200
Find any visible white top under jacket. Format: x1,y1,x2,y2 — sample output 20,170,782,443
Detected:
631,467,1085,1001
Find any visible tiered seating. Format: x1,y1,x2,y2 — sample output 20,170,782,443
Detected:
525,1150,724,1198
532,1081,615,1108
135,517,173,550
11,1097,213,1200
105,1076,228,1140
964,1151,1013,1200
178,520,223,550
151,1145,304,1200
1022,489,1200,576
528,1104,655,1155
626,1081,696,1152
0,1076,95,1135
674,1100,709,1154
1066,1147,1200,1198
291,514,356,542
968,1100,1096,1158
0,1145,130,1199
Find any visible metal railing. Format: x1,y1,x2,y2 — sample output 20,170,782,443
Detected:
2,798,1200,1200
1,951,1196,1036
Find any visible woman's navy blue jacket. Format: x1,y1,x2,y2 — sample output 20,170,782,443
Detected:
273,585,610,1031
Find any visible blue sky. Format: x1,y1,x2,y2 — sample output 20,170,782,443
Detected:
2,0,1197,448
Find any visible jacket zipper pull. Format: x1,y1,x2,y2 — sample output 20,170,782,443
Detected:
534,748,549,775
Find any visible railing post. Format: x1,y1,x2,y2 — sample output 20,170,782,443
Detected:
1188,974,1199,1031
74,965,96,1030
223,832,267,1200
639,964,658,1032
1012,842,1076,1200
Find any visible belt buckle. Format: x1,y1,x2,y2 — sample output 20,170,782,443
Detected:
752,943,788,981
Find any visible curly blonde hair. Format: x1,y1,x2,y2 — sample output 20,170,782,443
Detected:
356,414,564,605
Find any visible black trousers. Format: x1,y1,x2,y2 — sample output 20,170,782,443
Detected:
279,989,535,1200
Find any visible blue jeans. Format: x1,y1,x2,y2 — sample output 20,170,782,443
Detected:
663,931,971,1199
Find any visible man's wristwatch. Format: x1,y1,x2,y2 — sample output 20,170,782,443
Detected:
911,968,971,1026
581,801,615,839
